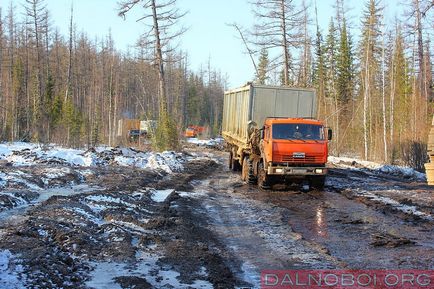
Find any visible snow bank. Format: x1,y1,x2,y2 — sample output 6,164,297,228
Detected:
356,189,433,221
0,143,185,173
187,137,224,147
329,156,426,181
0,250,26,288
0,142,92,166
0,142,36,157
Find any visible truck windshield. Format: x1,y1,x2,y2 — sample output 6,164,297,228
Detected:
272,124,324,140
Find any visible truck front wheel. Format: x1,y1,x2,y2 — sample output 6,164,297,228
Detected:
257,163,271,190
241,157,257,184
309,176,325,190
247,160,257,185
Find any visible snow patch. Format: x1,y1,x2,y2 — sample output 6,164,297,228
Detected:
0,142,186,174
0,172,7,188
108,220,148,233
150,189,175,203
67,207,105,226
356,189,433,221
41,167,73,185
0,250,26,288
37,184,101,203
0,170,42,191
87,251,213,289
145,152,184,173
187,137,224,147
329,156,426,180
85,195,137,209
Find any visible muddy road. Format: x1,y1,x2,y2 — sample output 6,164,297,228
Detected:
189,150,434,287
0,145,433,288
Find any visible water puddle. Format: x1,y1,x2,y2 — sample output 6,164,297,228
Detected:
0,184,103,226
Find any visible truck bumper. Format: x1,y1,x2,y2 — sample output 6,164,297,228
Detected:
267,166,327,176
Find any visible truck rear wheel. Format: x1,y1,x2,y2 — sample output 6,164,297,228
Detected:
242,157,256,183
258,163,271,190
229,152,241,171
234,160,242,171
241,157,248,181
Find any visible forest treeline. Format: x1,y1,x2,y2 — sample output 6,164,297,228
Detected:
0,0,225,148
0,0,433,168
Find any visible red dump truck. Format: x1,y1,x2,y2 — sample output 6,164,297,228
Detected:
222,84,332,189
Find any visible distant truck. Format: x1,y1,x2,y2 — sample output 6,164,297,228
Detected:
222,84,332,189
118,119,156,143
140,120,157,136
127,129,147,142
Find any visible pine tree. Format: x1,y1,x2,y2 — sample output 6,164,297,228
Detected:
256,48,269,84
337,20,353,105
324,18,341,154
325,19,338,100
312,28,325,95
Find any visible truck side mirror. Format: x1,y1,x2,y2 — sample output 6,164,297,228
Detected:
328,128,333,141
260,129,264,139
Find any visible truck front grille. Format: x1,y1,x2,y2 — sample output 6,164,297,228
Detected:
275,154,323,163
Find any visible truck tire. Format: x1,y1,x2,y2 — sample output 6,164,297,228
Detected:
233,159,242,171
229,152,241,171
257,163,271,190
247,159,257,184
241,157,248,181
309,176,325,190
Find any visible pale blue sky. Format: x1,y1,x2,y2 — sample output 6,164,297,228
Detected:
2,0,401,87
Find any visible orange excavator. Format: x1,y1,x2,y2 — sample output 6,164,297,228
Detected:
184,125,205,138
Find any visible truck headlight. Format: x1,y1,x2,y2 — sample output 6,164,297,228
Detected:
315,169,323,174
275,168,283,173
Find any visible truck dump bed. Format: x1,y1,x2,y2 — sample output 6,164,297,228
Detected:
222,84,317,147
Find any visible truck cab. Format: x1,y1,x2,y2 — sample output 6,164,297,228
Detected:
258,118,332,188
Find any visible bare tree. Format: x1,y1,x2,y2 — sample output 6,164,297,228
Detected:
381,28,388,162
297,0,311,87
25,0,48,141
118,0,186,150
360,0,383,160
228,23,258,78
65,3,73,102
24,0,47,95
250,0,303,85
0,8,3,137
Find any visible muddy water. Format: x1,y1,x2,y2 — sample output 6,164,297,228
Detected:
257,189,434,269
0,184,102,234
